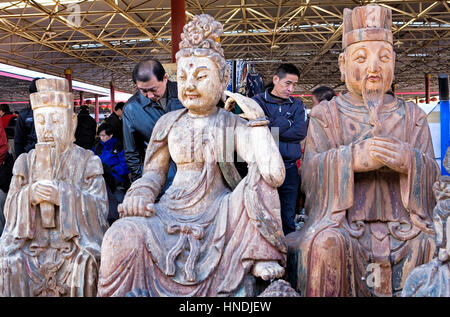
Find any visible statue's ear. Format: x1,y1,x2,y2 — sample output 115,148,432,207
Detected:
338,52,346,82
71,113,77,135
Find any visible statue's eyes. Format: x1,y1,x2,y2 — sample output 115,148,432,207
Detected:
52,114,60,123
36,114,45,125
197,73,208,80
354,55,366,63
380,55,390,62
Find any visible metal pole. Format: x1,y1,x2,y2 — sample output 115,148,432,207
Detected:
425,73,431,104
110,81,115,114
95,94,99,123
79,91,84,107
64,68,72,92
171,0,186,63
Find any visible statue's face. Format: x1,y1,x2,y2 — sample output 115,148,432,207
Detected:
433,206,450,262
177,56,224,115
339,41,395,101
34,107,76,154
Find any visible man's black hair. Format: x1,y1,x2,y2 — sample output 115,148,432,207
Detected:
132,59,166,84
97,122,114,136
115,101,125,112
29,77,43,94
312,86,336,102
0,104,10,113
274,63,300,79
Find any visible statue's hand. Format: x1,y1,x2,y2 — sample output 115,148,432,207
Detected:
30,180,59,205
369,136,413,174
224,91,265,120
352,139,384,172
118,196,155,218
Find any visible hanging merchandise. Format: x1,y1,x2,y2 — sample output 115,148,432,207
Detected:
237,63,247,96
226,60,233,92
246,63,264,98
235,60,246,94
226,60,247,93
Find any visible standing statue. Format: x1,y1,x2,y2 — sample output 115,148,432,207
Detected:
97,14,287,297
402,148,450,297
0,78,109,297
286,4,440,297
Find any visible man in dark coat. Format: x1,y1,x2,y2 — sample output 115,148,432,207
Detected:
122,58,183,186
105,101,124,142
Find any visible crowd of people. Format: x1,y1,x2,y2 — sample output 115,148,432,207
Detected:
0,59,336,237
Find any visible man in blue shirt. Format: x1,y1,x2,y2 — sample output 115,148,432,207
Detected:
123,59,183,187
253,63,308,235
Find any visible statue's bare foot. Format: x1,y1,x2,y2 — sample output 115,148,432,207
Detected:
252,261,285,281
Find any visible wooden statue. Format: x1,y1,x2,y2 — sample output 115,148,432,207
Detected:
402,148,450,297
286,4,440,297
97,14,287,297
0,78,109,297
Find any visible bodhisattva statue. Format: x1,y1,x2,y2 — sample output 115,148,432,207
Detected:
402,148,450,297
286,4,440,297
97,14,287,297
0,79,109,297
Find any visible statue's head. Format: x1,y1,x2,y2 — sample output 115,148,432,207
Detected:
338,4,395,105
30,78,77,155
175,14,230,116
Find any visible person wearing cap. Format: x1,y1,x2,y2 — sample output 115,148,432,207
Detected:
0,78,108,297
287,4,440,297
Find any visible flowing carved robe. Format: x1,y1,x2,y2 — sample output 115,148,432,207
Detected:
0,145,109,297
97,108,286,297
287,95,440,297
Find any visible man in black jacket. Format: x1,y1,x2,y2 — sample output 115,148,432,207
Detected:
123,58,183,185
105,101,125,142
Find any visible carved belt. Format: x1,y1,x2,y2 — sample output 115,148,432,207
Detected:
165,222,205,282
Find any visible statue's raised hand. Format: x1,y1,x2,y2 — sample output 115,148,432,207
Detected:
224,91,265,120
118,196,156,218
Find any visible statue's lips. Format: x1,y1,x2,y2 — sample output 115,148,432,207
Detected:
185,94,199,99
367,75,381,82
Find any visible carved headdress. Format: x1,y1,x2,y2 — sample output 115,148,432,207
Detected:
175,14,229,81
342,4,393,49
30,78,74,111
